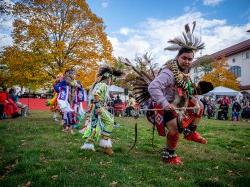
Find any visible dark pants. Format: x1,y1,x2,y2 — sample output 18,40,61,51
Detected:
125,106,134,116
0,104,4,119
218,111,228,120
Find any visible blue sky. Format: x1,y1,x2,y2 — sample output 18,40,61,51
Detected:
85,0,250,62
87,0,250,32
1,0,250,63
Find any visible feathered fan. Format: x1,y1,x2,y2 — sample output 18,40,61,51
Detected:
164,21,205,52
119,57,156,104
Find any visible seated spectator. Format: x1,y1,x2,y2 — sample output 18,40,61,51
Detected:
113,96,125,117
9,88,29,117
0,87,19,118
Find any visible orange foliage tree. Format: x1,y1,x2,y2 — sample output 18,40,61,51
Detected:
4,0,113,88
201,57,240,90
1,48,49,89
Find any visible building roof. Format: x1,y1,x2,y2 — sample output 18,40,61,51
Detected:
240,85,250,91
210,39,250,59
193,39,250,65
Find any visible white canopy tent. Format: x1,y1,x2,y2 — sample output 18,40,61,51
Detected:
109,85,124,93
204,86,242,97
109,85,126,102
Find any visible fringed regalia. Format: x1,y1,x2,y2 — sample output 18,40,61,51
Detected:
55,72,87,130
80,65,123,156
120,22,214,164
47,73,63,122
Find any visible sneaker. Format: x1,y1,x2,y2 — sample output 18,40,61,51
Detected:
184,131,207,144
162,155,183,165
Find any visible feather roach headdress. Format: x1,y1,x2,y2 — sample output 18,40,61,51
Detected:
97,65,123,80
164,21,205,52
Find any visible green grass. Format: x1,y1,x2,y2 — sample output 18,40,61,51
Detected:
0,111,250,187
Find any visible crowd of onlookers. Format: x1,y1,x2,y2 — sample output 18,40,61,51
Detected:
2,85,250,123
107,94,143,117
0,87,29,120
200,95,250,122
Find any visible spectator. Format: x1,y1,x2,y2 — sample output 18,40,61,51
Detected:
206,100,215,119
0,87,19,118
107,94,115,114
0,87,5,119
200,96,208,116
9,88,29,117
218,98,229,120
125,94,136,116
114,95,122,105
241,96,248,108
231,98,242,121
241,101,250,122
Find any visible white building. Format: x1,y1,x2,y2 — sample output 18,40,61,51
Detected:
191,39,250,91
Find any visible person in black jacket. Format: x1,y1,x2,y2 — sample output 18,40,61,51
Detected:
232,98,242,121
241,101,250,121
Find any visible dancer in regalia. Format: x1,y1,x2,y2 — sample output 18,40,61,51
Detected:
47,73,63,122
80,65,122,156
55,69,87,133
122,22,213,164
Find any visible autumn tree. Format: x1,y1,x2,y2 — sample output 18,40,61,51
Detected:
201,57,240,90
1,48,49,89
194,55,213,75
4,0,113,88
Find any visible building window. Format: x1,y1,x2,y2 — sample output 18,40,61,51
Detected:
229,66,241,77
232,58,236,63
246,52,249,59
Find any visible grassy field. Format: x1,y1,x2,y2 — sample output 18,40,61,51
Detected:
0,111,250,187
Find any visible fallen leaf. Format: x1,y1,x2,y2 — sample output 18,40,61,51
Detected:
51,175,58,180
22,181,31,187
110,181,117,187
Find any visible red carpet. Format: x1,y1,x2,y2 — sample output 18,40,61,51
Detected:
19,98,87,111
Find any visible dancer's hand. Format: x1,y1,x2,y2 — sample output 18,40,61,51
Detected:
165,103,176,111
